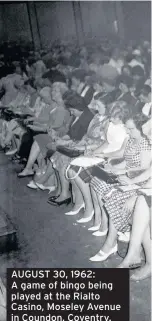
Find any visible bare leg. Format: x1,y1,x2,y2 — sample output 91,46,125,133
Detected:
90,188,101,227
96,194,108,232
18,141,40,175
131,226,151,280
35,161,54,184
68,170,93,219
4,131,13,146
67,172,84,211
37,153,46,171
44,174,57,188
100,218,117,253
14,136,21,150
56,166,71,201
52,170,61,196
118,196,150,268
90,218,117,260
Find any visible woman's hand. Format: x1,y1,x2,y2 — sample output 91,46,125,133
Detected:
104,163,112,171
27,124,46,132
84,149,95,156
92,152,105,158
56,139,70,146
74,145,85,151
62,135,70,140
118,175,133,185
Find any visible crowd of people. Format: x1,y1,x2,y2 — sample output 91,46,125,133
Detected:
0,38,151,283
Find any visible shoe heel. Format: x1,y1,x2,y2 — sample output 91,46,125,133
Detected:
66,198,71,206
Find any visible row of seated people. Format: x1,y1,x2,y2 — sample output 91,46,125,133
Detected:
0,39,151,282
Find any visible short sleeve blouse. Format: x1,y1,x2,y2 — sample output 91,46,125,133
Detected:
124,137,151,169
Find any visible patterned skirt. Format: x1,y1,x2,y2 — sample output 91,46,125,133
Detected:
104,190,137,232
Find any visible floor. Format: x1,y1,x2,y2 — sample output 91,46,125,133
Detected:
0,151,150,321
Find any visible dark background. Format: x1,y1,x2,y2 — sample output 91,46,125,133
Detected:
0,1,151,48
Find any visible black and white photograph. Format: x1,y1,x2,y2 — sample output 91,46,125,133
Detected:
0,1,151,320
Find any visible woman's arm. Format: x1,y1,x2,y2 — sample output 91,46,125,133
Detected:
101,137,128,159
91,142,109,154
27,124,48,132
118,152,151,185
130,166,151,184
127,151,151,174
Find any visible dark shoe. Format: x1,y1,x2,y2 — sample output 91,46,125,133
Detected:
47,196,60,205
129,262,142,270
55,197,71,206
48,195,60,201
47,197,61,206
18,173,34,178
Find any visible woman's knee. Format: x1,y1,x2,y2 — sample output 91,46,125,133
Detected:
136,195,148,210
68,169,76,178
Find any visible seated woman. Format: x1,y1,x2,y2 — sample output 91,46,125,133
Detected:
88,113,151,262
0,63,28,106
0,63,28,128
42,92,95,204
28,69,95,192
69,69,95,106
118,118,151,281
0,79,36,155
18,78,71,178
36,92,107,197
66,105,128,223
118,183,151,281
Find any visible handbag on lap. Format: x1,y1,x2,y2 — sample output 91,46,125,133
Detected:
91,165,119,184
65,155,119,184
56,145,84,158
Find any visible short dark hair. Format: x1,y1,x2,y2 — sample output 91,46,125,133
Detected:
132,66,144,77
42,69,66,83
140,84,151,95
116,75,133,88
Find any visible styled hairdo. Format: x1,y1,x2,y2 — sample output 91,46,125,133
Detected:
111,105,128,122
124,111,149,132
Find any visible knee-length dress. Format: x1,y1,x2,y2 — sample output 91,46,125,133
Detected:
91,137,151,232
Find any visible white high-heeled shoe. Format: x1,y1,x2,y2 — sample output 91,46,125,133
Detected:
88,223,101,231
77,210,94,223
27,181,38,189
36,183,56,193
65,203,85,216
35,170,46,176
89,244,118,262
92,229,108,236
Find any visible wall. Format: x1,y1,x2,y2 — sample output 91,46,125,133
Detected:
122,1,151,42
0,1,151,47
80,1,117,39
35,1,77,46
0,2,31,42
0,5,4,40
